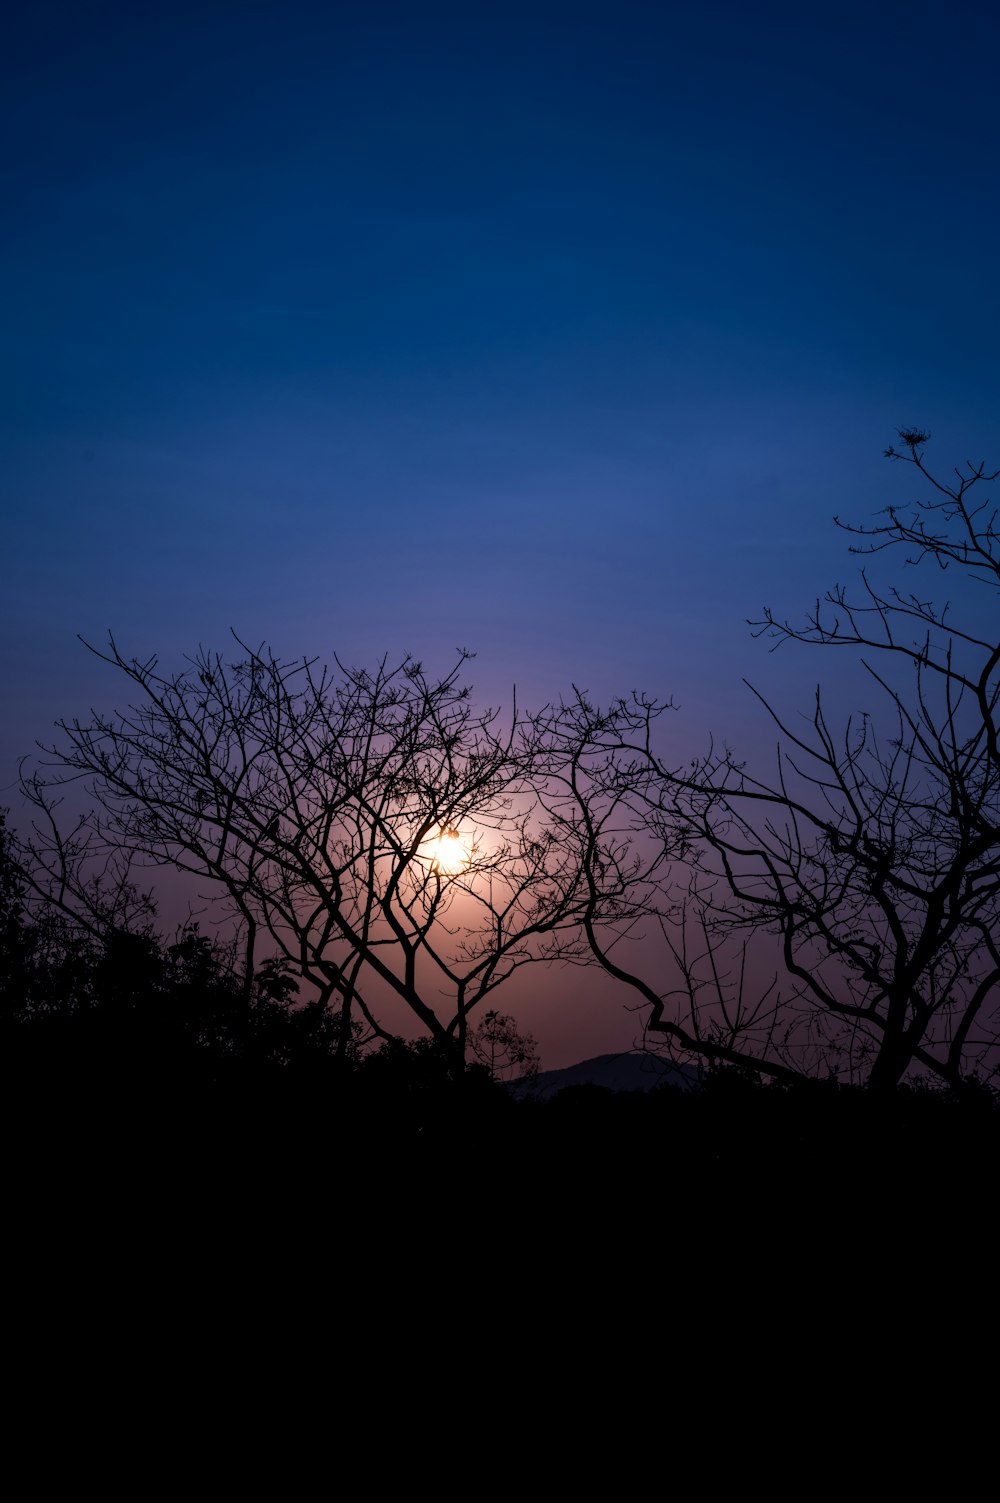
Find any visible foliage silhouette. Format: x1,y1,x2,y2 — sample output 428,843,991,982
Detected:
468,1008,540,1085
0,816,359,1112
5,800,999,1221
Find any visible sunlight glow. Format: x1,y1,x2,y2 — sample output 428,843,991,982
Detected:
426,827,471,874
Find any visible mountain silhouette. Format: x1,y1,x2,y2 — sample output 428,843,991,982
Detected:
516,1050,698,1100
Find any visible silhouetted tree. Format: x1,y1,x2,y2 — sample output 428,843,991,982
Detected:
468,1008,540,1085
2,799,363,1092
19,437,998,1095
0,811,39,1026
20,648,606,1074
545,433,1000,1092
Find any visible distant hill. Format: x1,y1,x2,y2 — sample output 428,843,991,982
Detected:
515,1050,698,1100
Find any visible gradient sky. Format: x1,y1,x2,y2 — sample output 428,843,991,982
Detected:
4,0,999,1064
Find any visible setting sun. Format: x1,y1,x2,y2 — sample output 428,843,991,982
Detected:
426,827,470,874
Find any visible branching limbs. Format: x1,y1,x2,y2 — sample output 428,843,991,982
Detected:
17,435,1000,1090
524,692,807,1083
19,639,603,1067
676,432,1000,1090
755,430,1000,774
531,434,1000,1092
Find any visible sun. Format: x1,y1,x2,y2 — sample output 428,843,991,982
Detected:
426,827,470,874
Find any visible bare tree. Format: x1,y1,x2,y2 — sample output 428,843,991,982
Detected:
528,691,806,1084
20,642,600,1072
20,436,998,1092
551,433,1000,1092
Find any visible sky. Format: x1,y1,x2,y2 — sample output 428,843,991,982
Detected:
3,0,999,1065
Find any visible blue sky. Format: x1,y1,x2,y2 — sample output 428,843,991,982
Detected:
3,0,998,1061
